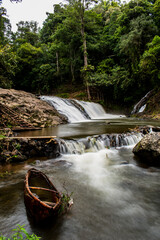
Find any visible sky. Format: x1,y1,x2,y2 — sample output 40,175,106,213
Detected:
2,0,61,32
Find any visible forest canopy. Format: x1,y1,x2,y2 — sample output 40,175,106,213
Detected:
0,0,160,106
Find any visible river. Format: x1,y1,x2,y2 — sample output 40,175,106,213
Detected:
0,98,160,240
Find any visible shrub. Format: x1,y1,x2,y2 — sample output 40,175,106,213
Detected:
0,225,40,240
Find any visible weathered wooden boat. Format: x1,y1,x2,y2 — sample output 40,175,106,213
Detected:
24,168,62,222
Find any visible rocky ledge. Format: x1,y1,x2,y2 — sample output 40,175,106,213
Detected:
0,88,67,129
0,137,60,163
133,132,160,166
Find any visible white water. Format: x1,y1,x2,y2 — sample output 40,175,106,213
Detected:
41,96,87,122
60,138,158,221
41,96,125,123
59,132,143,154
75,99,119,119
139,104,146,113
131,90,153,114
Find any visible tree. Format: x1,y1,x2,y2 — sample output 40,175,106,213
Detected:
0,7,12,45
76,0,93,100
63,0,99,100
12,21,39,47
15,42,42,91
153,0,160,30
119,14,157,72
0,44,18,88
140,35,160,88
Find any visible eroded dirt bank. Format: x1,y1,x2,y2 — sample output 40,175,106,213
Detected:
0,88,67,129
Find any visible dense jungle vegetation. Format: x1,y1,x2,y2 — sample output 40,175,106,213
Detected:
0,0,160,106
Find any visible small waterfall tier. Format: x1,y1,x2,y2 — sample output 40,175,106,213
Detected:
41,96,124,123
58,132,143,154
131,90,153,114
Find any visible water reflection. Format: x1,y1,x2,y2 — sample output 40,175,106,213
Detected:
17,118,160,139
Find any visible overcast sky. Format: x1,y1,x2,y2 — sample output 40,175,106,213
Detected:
2,0,61,32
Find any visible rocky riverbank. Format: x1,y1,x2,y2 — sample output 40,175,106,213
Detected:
0,126,156,164
0,88,67,130
0,136,60,163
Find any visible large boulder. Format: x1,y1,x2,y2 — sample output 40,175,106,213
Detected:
133,132,160,166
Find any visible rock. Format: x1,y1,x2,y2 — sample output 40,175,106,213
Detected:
133,132,160,166
0,137,60,163
0,88,67,129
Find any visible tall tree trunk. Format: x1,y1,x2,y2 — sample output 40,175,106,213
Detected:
80,1,91,101
56,51,59,75
71,62,75,83
70,49,75,83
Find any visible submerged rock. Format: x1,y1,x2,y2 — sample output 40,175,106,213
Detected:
133,132,160,166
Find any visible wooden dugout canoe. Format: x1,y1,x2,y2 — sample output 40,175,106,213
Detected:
24,168,62,222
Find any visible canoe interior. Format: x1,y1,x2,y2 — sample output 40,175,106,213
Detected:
28,171,59,204
29,172,53,189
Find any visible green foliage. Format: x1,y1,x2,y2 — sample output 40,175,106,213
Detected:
17,43,42,64
59,192,73,215
90,65,130,100
15,143,21,150
140,35,160,87
75,92,87,98
13,21,39,47
153,0,160,29
0,225,40,240
119,14,157,71
56,93,69,98
0,171,12,178
1,0,160,104
0,134,6,139
0,7,12,46
0,44,18,88
0,135,5,139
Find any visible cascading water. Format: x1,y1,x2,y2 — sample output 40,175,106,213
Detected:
138,104,146,113
58,132,143,154
131,90,153,114
41,96,125,123
75,99,106,119
41,96,87,122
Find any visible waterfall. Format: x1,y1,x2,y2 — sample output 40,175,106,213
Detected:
58,132,143,154
131,90,153,114
41,96,87,122
75,100,106,119
41,96,125,123
138,104,146,113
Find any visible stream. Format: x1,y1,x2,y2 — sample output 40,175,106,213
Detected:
0,97,160,240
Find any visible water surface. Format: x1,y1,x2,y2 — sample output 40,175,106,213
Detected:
0,118,160,240
17,117,160,139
